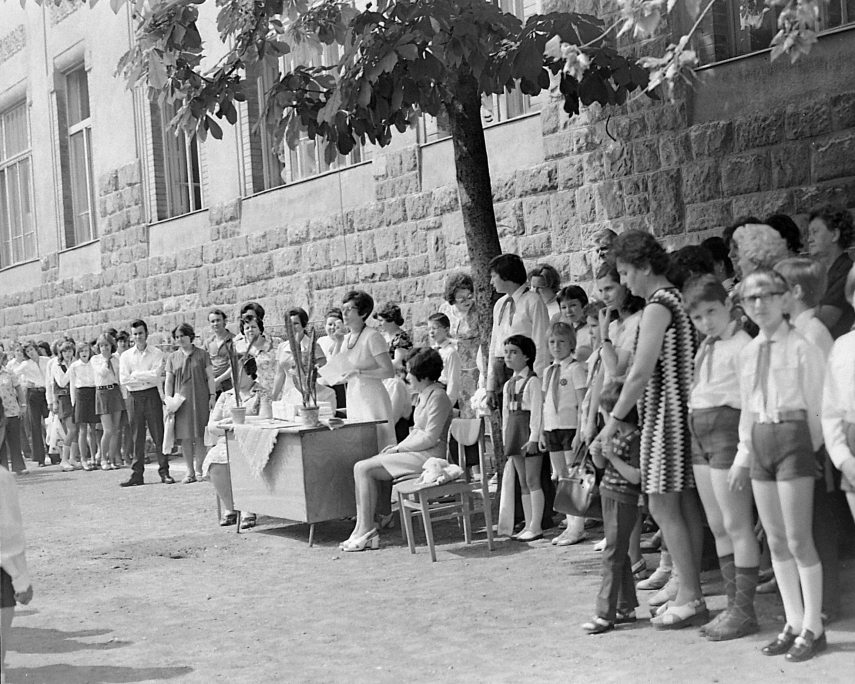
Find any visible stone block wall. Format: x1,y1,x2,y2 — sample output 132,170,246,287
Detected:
1,33,855,347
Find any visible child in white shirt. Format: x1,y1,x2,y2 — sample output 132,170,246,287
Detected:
428,313,461,407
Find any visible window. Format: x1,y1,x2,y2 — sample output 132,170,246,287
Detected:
417,0,541,144
244,61,285,194
694,0,855,66
150,101,203,219
59,66,97,247
0,103,37,269
279,44,366,183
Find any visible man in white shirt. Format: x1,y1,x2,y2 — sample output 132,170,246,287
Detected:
485,254,549,411
119,320,174,486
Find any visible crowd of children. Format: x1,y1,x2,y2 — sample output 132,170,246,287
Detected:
485,205,855,663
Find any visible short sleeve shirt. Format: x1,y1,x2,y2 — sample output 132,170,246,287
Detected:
0,369,21,417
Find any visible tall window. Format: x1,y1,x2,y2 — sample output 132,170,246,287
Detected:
61,66,97,247
0,103,36,269
150,101,203,219
244,62,285,194
694,0,855,66
279,44,366,183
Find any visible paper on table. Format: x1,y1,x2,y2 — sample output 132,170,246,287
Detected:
318,354,351,385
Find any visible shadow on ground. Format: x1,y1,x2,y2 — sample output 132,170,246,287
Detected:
8,627,130,654
4,664,193,683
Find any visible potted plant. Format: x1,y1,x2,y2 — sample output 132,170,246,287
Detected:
284,316,320,426
224,332,257,424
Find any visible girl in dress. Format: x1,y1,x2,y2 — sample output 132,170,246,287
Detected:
335,290,395,451
51,341,81,471
69,342,99,470
374,302,413,377
439,272,480,418
166,323,216,484
317,308,347,411
92,334,124,471
501,334,544,542
234,303,280,393
596,230,705,630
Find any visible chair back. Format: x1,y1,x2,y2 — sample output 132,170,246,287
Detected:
449,417,486,484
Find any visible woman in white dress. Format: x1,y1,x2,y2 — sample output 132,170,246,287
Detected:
332,290,396,451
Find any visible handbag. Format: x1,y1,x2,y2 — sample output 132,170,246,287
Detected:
553,441,596,517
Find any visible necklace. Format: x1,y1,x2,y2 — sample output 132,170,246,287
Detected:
346,326,365,350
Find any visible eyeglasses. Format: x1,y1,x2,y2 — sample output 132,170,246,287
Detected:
341,305,358,314
455,294,474,303
742,291,785,307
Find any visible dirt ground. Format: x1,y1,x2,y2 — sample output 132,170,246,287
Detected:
3,460,854,683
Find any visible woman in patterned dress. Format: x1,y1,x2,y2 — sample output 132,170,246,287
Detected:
233,303,279,394
439,272,481,418
595,230,705,630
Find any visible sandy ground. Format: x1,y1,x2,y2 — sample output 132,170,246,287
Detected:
2,460,854,683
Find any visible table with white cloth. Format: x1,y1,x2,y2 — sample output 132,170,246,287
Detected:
224,416,382,545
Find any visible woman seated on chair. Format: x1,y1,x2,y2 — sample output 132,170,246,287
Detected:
202,357,268,528
341,348,453,552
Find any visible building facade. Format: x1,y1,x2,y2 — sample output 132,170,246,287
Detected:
1,0,854,344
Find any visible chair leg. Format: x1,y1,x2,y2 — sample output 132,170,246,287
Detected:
418,493,437,562
235,510,242,535
482,486,495,552
308,523,315,547
399,492,416,555
462,493,473,544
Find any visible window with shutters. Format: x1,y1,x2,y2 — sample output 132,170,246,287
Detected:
0,103,37,269
693,0,855,66
244,61,285,194
149,100,203,218
58,66,97,248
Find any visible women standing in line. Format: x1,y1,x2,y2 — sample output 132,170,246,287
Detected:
51,341,81,471
334,291,396,451
69,342,99,470
439,272,481,418
596,230,705,629
92,333,124,471
166,323,216,484
17,343,49,467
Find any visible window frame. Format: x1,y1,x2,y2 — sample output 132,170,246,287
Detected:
152,100,204,220
0,102,38,270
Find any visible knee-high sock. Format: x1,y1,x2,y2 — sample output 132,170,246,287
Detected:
718,554,736,610
529,489,544,534
520,493,532,532
797,562,823,635
772,558,804,632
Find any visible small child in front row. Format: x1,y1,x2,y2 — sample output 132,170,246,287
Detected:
730,268,826,662
498,335,544,542
537,322,588,546
582,382,641,634
683,275,759,641
822,264,855,531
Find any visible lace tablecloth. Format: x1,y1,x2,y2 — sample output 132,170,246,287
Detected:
233,424,281,479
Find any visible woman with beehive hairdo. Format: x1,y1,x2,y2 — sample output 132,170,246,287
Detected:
595,229,706,630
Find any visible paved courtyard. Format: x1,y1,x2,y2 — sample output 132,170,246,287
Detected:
3,460,854,683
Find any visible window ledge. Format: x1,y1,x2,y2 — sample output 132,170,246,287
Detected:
59,238,99,255
277,158,372,191
0,257,39,274
147,206,208,229
696,22,855,71
419,109,542,149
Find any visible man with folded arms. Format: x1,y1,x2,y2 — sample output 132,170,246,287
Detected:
119,320,174,486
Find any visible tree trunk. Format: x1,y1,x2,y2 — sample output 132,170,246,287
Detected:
445,68,506,482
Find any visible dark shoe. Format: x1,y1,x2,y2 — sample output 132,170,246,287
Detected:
120,477,144,487
581,616,614,635
220,513,238,527
240,514,257,530
161,475,175,484
761,626,797,656
615,609,637,624
785,629,827,662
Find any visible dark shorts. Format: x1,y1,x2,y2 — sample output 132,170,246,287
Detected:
1,567,15,608
545,429,575,453
95,386,125,416
750,420,816,482
690,406,740,469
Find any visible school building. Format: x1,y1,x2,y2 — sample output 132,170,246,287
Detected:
1,0,854,342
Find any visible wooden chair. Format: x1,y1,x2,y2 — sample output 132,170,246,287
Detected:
395,417,494,561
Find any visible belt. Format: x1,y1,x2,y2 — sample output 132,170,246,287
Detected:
130,386,159,394
754,409,807,425
97,384,117,391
